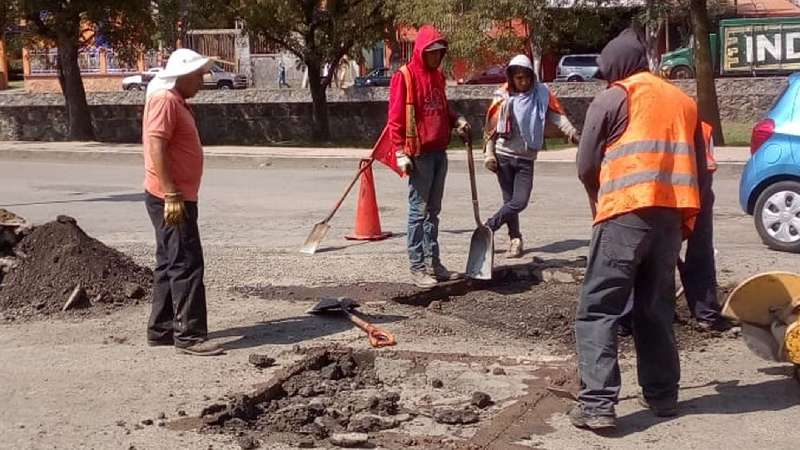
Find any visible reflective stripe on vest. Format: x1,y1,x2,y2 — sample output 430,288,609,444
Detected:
398,65,421,156
702,122,717,172
595,72,701,233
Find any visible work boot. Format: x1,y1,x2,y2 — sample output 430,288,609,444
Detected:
175,339,225,356
147,337,174,347
638,395,678,417
508,237,523,258
410,270,438,289
697,317,734,332
428,263,461,282
567,403,616,430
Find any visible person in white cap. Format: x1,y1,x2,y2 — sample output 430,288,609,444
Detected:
142,48,223,356
482,55,579,258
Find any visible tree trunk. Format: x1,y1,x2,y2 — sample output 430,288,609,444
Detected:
56,37,94,141
306,62,330,141
690,0,724,145
645,20,663,73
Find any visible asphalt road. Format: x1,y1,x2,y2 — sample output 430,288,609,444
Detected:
1,156,799,449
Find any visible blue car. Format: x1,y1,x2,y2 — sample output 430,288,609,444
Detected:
739,72,800,253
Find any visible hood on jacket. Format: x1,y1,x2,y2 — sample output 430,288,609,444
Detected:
505,54,535,92
597,27,649,83
411,25,448,72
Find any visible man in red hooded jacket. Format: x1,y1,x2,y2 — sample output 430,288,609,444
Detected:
387,25,471,288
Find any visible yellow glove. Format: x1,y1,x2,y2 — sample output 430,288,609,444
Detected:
164,192,186,226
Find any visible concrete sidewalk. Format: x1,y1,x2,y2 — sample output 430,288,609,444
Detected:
0,141,751,171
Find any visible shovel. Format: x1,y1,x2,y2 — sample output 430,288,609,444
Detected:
300,159,374,255
464,138,494,280
308,297,397,348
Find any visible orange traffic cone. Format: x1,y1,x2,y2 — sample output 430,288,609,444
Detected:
346,159,392,241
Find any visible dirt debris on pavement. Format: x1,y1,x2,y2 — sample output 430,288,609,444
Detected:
0,214,152,320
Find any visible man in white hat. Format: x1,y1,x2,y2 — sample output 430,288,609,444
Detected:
142,48,223,356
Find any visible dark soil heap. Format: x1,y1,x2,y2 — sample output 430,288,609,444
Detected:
0,216,152,319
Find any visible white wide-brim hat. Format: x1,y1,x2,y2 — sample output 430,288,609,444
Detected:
157,48,214,79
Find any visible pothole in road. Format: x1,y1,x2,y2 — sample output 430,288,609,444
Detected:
173,345,574,450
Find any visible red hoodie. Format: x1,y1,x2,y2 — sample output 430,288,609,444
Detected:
387,25,458,155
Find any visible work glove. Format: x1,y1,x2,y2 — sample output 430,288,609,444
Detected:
455,116,471,142
164,192,186,226
484,139,498,173
569,132,581,146
395,150,413,175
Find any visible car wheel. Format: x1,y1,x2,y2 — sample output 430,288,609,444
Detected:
754,180,800,253
670,66,694,79
218,82,233,90
131,84,143,91
567,75,583,82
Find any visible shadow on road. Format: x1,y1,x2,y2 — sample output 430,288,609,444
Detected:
605,378,800,437
1,192,144,207
529,239,590,254
209,311,407,351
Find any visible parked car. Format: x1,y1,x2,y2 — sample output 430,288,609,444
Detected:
555,54,600,82
121,67,162,91
458,66,506,85
203,64,248,89
354,67,392,87
739,72,800,253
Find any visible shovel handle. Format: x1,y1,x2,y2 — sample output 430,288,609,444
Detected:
347,311,397,348
322,158,374,224
464,138,482,227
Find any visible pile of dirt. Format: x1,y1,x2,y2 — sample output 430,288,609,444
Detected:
437,280,738,353
0,215,152,320
199,346,430,449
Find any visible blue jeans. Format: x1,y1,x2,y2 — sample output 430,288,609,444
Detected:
407,151,448,272
486,155,534,239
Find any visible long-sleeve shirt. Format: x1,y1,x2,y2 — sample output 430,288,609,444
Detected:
576,86,708,205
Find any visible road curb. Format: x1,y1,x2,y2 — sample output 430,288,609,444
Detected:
0,148,746,176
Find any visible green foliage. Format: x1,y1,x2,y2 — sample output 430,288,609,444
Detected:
239,0,389,71
11,0,155,62
153,1,239,52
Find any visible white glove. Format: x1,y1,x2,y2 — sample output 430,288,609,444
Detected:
484,140,498,173
396,150,413,175
455,116,471,140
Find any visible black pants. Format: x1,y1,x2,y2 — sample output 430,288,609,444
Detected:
678,181,721,322
620,178,721,327
486,155,534,239
145,192,207,347
576,209,682,415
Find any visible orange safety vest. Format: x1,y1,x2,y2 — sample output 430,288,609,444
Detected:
398,65,421,156
595,71,701,233
701,122,717,172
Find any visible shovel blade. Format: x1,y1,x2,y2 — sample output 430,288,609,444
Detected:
300,222,331,255
466,226,494,280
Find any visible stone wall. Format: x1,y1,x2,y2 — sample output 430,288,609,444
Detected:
0,77,787,145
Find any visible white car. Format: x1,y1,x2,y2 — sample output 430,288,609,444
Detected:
122,68,163,91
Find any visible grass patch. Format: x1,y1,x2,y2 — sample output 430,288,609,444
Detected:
721,122,751,147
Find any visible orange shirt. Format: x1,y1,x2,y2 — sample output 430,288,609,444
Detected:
142,89,204,201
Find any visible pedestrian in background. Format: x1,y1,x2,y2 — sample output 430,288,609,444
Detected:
482,54,579,258
142,49,223,357
278,60,289,88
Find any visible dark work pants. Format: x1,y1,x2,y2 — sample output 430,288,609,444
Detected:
619,177,721,328
576,209,683,415
679,179,721,322
486,155,534,239
145,192,207,347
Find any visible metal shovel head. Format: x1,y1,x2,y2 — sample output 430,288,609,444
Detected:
466,226,494,280
300,222,331,255
307,296,360,314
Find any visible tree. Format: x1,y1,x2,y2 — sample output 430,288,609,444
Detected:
689,0,723,144
239,0,390,141
153,1,239,52
11,1,154,140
